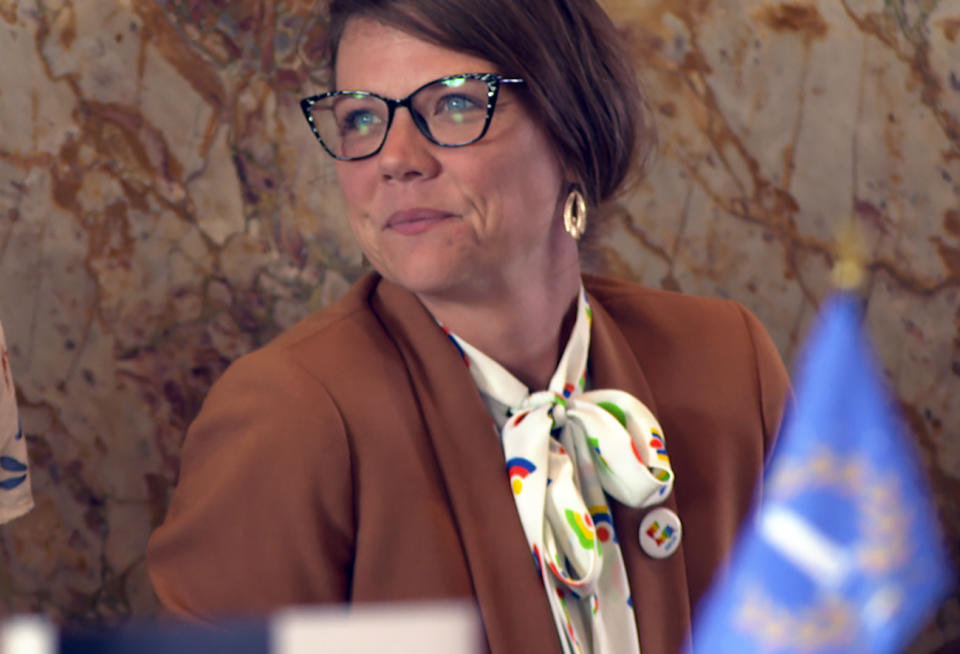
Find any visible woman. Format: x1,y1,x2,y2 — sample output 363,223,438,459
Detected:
147,1,790,652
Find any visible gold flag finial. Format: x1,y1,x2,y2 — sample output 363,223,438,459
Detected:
831,218,866,290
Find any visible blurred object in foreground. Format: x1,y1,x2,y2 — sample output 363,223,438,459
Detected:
0,616,55,654
0,601,482,654
0,320,34,524
692,292,954,654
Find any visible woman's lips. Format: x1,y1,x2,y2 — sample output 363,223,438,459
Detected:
384,209,455,235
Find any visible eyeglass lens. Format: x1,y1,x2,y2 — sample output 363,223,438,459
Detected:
307,76,492,159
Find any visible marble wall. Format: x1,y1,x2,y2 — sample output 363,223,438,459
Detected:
0,0,956,648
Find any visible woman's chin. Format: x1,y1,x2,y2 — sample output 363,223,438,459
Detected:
375,259,472,299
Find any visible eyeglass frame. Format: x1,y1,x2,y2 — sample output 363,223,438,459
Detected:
299,72,525,161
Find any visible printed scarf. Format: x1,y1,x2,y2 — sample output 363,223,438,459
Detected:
443,288,675,654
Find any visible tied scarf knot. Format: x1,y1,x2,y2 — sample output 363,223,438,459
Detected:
512,390,675,511
516,391,570,428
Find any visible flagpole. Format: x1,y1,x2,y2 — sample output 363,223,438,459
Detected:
831,218,866,291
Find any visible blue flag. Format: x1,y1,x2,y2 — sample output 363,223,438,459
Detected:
692,293,954,654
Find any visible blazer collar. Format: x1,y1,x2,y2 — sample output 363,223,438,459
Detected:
371,275,562,654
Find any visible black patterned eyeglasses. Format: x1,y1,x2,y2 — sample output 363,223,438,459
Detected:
299,73,525,161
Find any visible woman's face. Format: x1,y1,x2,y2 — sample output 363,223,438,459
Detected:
333,18,574,301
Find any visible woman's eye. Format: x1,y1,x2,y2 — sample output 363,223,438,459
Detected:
434,94,483,116
342,110,382,135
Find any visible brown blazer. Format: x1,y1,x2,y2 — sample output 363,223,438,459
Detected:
147,272,790,654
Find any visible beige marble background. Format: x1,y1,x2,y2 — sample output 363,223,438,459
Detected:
0,0,957,648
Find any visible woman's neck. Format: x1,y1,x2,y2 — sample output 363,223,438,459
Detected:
418,260,582,390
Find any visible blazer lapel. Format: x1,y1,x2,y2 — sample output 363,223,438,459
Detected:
587,290,694,654
372,278,562,654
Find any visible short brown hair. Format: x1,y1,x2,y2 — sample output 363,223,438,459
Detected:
325,0,654,207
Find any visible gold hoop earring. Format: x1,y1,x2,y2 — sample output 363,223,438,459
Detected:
563,189,588,240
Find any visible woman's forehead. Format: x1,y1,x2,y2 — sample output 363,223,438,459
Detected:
335,17,496,94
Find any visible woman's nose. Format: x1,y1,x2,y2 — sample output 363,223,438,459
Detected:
376,109,440,182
